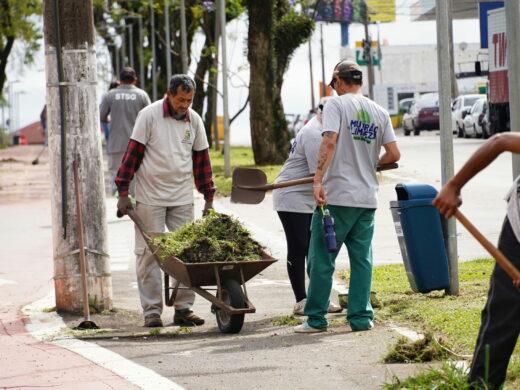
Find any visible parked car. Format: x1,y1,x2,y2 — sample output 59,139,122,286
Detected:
451,94,486,137
411,93,440,134
462,98,488,138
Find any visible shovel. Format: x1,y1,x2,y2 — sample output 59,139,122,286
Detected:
72,160,99,330
455,210,520,285
231,162,399,204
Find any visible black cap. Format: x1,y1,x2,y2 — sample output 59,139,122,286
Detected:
120,67,137,82
330,60,363,86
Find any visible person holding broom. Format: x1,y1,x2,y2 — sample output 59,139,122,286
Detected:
433,132,520,389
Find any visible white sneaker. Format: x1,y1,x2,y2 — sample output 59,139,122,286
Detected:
328,301,343,313
293,299,307,316
294,321,326,333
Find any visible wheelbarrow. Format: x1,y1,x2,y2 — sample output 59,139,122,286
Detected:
126,209,277,334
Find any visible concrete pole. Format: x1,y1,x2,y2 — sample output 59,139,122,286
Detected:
43,0,112,311
138,16,144,87
164,0,172,79
506,0,520,178
218,0,230,177
180,0,188,73
436,0,459,295
308,39,316,110
150,0,157,100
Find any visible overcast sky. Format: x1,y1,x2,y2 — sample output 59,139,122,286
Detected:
6,3,481,145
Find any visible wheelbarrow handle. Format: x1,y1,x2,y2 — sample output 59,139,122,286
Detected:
454,210,520,282
117,207,151,242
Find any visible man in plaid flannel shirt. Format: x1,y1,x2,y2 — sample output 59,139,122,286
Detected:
116,74,216,328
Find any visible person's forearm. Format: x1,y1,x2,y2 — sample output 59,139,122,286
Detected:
448,133,516,191
313,131,337,185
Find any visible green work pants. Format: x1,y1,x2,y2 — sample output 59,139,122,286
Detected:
305,205,375,330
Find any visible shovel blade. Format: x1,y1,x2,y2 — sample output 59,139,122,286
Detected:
231,167,268,204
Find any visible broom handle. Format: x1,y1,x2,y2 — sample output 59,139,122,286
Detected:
455,210,520,281
73,160,90,321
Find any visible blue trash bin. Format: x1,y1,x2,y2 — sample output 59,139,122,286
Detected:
390,183,450,293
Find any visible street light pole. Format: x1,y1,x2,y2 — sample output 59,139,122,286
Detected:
309,38,316,110
436,0,459,295
165,0,172,79
218,0,230,177
362,0,374,99
180,0,188,73
150,0,157,100
138,15,144,86
320,23,326,97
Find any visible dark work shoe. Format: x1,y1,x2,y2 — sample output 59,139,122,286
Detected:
174,309,205,326
144,313,163,328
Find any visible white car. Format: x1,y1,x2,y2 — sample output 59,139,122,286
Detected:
452,94,486,137
462,98,488,138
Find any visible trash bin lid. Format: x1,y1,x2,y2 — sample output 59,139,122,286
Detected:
395,183,438,201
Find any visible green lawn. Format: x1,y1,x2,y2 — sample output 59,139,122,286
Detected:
209,147,282,196
340,259,520,387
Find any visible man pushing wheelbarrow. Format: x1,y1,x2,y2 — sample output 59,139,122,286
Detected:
116,74,214,328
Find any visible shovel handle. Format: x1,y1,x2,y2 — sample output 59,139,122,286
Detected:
455,210,520,281
236,162,399,191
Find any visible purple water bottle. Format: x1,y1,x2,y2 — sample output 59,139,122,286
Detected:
322,207,338,253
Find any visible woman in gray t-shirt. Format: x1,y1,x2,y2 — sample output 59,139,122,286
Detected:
273,102,341,315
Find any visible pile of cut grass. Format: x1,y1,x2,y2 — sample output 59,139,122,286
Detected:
152,211,264,263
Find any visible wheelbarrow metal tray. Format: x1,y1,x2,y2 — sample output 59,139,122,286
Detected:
151,245,276,287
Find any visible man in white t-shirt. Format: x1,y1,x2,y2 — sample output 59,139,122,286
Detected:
116,75,216,328
295,60,400,333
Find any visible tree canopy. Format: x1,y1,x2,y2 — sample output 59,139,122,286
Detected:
0,0,42,100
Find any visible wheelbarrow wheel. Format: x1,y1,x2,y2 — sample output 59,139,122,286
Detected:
215,279,245,334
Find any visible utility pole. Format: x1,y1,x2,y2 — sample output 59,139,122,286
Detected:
506,0,520,178
308,38,316,110
150,0,157,100
164,0,172,79
180,0,188,73
361,0,374,99
218,0,230,177
43,0,112,311
320,23,326,97
435,0,459,295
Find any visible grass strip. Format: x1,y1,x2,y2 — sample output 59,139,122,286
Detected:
339,259,520,387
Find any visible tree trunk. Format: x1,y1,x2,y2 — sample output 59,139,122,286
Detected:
247,0,291,165
0,36,15,97
43,0,112,312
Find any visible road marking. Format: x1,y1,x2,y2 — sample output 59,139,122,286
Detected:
24,291,186,390
0,278,17,286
